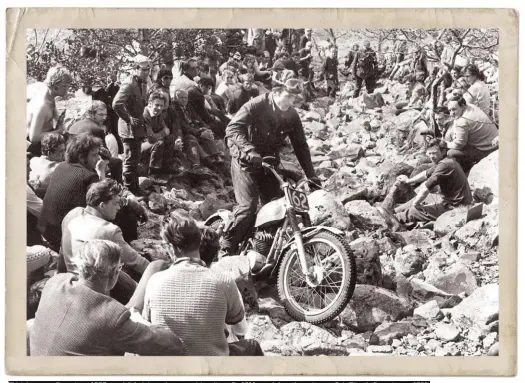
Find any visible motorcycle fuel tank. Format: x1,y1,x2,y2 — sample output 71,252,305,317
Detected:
255,197,287,228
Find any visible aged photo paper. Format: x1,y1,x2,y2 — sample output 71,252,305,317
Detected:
5,7,517,376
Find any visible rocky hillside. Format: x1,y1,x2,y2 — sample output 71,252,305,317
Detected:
32,75,499,357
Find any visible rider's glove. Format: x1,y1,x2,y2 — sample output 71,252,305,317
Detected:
308,176,322,191
247,150,263,168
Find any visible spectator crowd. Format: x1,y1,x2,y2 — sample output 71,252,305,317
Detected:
25,28,498,356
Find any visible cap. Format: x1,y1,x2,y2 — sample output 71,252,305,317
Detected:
135,54,152,69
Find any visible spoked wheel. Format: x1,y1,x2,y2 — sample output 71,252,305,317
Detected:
277,231,356,324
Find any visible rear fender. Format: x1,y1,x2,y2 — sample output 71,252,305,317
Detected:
271,226,345,278
204,209,234,228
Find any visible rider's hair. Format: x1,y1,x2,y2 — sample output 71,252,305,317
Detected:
449,94,467,107
197,75,214,88
464,63,486,82
65,133,103,165
82,100,107,121
148,90,167,105
240,73,254,83
86,179,121,207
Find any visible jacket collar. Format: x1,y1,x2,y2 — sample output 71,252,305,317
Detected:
84,205,107,221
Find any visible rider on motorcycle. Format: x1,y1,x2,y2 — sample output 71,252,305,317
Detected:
219,73,321,258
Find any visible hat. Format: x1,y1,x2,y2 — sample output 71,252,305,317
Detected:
282,78,303,95
135,54,152,69
233,52,242,60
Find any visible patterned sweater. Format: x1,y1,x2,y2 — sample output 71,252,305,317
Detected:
142,262,245,356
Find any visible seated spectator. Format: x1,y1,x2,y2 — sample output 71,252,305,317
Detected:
419,106,455,144
229,73,259,115
395,74,427,116
142,91,182,176
27,155,44,246
68,100,123,183
173,89,223,169
28,132,65,198
462,63,492,117
259,50,272,71
60,179,149,303
172,57,199,99
450,65,463,83
377,140,473,231
215,70,238,115
142,213,264,356
39,133,106,251
188,76,227,139
26,65,72,157
446,95,499,172
241,46,272,83
30,239,186,356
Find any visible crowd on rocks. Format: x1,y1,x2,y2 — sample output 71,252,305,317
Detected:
25,29,499,357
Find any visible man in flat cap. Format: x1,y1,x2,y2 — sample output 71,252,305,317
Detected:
112,54,152,196
220,72,320,258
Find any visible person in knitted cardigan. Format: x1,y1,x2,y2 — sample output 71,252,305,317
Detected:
142,212,263,356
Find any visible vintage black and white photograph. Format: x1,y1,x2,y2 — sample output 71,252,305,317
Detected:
24,26,500,358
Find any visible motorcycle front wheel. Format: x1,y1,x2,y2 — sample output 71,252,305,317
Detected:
277,230,356,325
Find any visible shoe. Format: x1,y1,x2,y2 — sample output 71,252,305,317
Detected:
376,206,405,232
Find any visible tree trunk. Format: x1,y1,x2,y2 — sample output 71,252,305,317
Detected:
139,29,150,56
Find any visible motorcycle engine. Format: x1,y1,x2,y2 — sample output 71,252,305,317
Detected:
253,228,276,257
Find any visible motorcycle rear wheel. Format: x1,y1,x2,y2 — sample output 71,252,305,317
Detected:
277,230,356,325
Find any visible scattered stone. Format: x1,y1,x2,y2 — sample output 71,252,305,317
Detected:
349,237,382,286
138,177,154,190
409,278,456,306
414,300,442,320
367,345,393,354
392,339,402,348
434,207,468,236
374,321,418,345
344,200,387,230
393,229,434,252
460,252,481,262
340,285,412,332
434,323,461,342
483,332,498,349
425,339,441,352
245,315,283,343
425,262,479,296
468,150,498,204
363,331,380,345
434,347,449,356
394,245,427,277
487,342,499,356
341,335,367,350
147,193,167,214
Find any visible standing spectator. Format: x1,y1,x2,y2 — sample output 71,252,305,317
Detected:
446,96,498,172
298,42,314,82
344,43,359,77
26,65,72,157
28,132,65,198
39,133,106,251
351,41,378,97
27,155,44,246
229,73,259,115
322,46,339,98
300,28,313,49
104,74,122,154
68,101,124,184
264,31,278,59
60,179,149,303
215,69,238,113
142,91,181,176
30,239,185,356
142,213,264,356
112,54,151,196
462,64,492,117
411,46,429,80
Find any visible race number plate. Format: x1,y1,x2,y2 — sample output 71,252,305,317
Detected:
288,187,310,212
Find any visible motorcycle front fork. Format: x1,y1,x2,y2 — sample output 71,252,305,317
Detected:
286,208,314,278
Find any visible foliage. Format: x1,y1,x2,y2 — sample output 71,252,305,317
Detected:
27,28,247,89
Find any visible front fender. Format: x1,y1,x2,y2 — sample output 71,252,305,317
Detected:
204,209,234,227
271,226,345,278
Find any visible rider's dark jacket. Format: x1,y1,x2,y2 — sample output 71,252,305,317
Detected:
225,92,316,178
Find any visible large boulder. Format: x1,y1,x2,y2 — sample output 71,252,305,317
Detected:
449,284,499,328
394,245,427,277
468,150,498,204
303,121,326,136
413,300,442,320
340,285,412,332
433,206,469,236
344,200,387,230
328,144,365,161
393,229,434,252
279,321,339,354
454,204,499,250
307,190,352,231
425,262,479,296
245,315,283,345
349,237,382,286
409,278,459,307
147,193,168,214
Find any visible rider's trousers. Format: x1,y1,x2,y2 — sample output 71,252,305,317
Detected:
220,158,281,255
